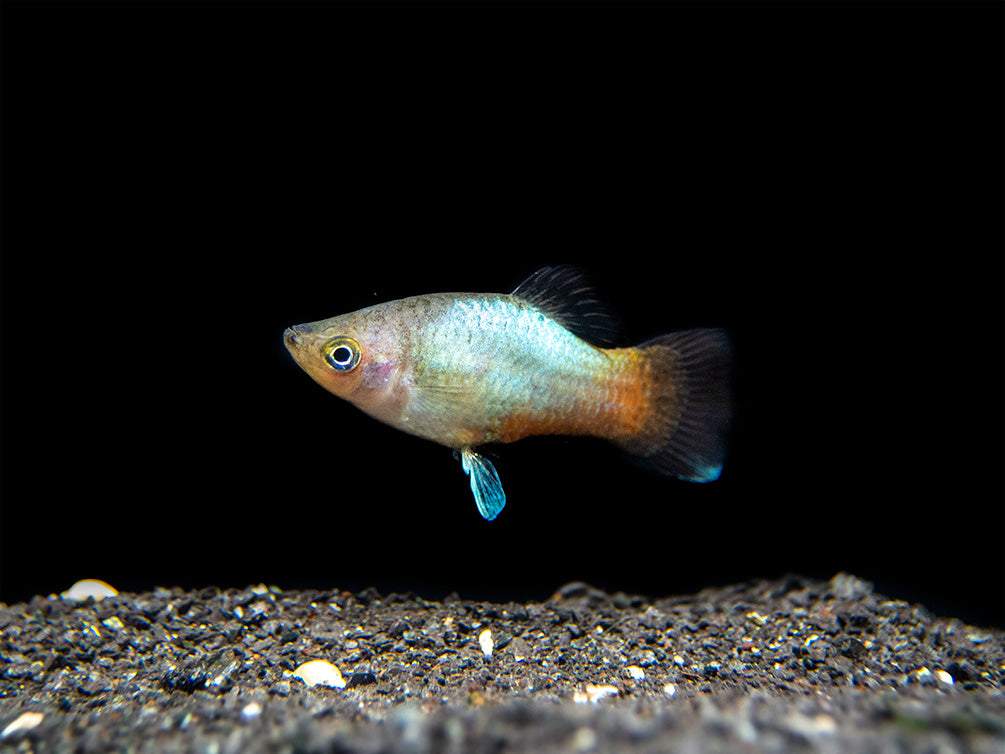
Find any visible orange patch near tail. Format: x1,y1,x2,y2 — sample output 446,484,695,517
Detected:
495,347,656,445
608,348,659,441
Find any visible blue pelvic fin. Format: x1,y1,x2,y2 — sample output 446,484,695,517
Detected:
460,448,506,521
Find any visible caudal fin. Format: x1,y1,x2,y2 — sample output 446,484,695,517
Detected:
620,329,732,482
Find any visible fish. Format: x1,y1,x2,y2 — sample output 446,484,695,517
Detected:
283,266,731,520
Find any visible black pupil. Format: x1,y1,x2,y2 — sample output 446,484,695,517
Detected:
332,346,353,365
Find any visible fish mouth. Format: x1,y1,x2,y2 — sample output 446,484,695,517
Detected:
283,326,306,351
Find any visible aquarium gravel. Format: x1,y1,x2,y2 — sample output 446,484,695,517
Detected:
1,574,1002,753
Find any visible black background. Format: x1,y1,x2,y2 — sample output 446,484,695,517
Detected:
2,2,1002,628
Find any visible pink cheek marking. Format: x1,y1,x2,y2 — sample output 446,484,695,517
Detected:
362,360,396,390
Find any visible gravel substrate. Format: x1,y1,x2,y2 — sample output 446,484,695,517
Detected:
1,573,1002,753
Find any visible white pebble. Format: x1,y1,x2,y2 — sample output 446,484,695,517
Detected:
625,665,645,681
2,712,44,738
241,702,263,720
573,683,620,704
62,579,118,601
663,683,677,697
478,629,494,659
291,660,345,689
935,669,955,685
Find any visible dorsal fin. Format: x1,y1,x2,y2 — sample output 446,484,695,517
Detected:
509,265,619,346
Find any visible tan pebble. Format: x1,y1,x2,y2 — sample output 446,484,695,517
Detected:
62,579,118,601
291,660,345,689
574,683,619,704
2,712,44,738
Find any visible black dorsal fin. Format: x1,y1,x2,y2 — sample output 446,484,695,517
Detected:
509,265,619,346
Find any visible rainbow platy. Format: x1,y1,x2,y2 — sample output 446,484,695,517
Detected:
284,266,731,520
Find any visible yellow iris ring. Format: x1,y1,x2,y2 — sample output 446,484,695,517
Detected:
324,336,361,372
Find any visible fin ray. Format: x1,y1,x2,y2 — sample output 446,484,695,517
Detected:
460,448,506,520
510,265,619,346
619,328,732,482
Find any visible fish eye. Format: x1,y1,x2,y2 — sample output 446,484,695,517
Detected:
324,337,361,372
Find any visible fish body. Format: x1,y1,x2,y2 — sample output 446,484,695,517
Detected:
284,267,731,519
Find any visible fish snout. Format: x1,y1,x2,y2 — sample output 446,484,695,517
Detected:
283,325,307,351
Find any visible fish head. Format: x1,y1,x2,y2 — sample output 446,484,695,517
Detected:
283,308,405,418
